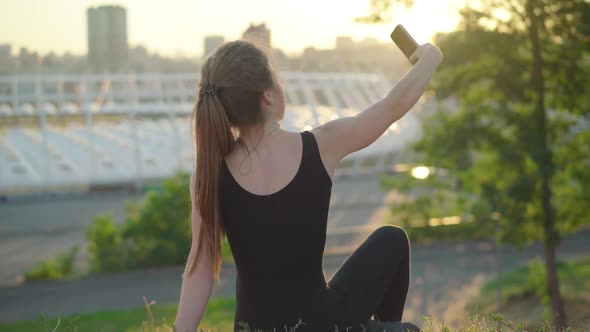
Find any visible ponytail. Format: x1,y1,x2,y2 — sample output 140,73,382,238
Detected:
185,40,276,282
185,83,234,282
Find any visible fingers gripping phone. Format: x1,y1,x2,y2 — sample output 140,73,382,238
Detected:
390,24,419,64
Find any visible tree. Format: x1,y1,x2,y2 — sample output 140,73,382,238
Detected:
86,170,235,275
122,170,192,268
361,0,590,329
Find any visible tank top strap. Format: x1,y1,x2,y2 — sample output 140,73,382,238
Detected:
301,130,319,162
300,130,331,184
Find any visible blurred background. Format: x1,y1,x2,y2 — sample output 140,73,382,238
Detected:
0,0,588,331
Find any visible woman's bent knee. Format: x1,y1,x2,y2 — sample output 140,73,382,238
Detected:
373,225,410,254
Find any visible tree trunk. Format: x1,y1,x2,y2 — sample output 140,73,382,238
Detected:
525,0,567,329
542,219,566,330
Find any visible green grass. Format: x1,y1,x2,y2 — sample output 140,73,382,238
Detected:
468,258,590,329
24,245,80,282
476,258,590,303
1,294,588,331
0,296,235,332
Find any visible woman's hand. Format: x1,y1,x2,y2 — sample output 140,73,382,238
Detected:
409,43,443,67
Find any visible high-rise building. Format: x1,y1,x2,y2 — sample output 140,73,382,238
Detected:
0,44,13,74
0,45,11,59
298,37,406,80
18,47,40,72
87,5,128,72
336,36,354,49
242,23,271,49
203,36,225,58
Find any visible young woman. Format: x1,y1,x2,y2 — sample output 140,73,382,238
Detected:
174,40,442,332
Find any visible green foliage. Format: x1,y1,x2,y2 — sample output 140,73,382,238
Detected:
379,171,461,227
480,258,590,301
378,170,499,243
471,258,590,327
24,245,79,281
381,0,590,247
526,260,552,321
375,1,589,325
121,170,192,268
85,171,191,272
488,313,527,332
86,213,126,273
85,170,233,274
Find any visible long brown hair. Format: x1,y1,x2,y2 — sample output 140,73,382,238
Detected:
185,40,276,281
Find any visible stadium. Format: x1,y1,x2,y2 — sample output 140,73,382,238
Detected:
0,72,427,196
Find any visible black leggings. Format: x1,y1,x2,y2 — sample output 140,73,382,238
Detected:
326,225,411,331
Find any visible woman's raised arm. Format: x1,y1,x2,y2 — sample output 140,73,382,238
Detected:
311,43,443,173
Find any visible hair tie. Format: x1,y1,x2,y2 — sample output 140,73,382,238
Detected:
201,82,217,97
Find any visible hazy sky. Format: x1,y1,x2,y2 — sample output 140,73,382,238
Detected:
2,0,460,57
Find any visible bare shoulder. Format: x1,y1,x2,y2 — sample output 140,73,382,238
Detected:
309,121,354,177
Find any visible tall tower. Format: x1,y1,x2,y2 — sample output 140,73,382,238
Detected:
203,35,225,58
242,23,271,49
87,5,128,72
0,44,13,74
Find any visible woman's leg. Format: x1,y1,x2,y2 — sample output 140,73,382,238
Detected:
327,225,410,330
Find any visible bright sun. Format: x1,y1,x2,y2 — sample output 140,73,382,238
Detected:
393,0,460,43
338,0,460,49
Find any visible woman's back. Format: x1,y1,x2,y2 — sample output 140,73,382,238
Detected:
223,129,311,196
220,130,337,331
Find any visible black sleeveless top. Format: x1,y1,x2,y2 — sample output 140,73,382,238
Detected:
220,130,336,331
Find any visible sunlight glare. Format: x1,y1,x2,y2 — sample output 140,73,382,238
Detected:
411,166,430,179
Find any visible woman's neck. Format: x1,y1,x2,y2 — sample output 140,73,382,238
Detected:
237,120,282,149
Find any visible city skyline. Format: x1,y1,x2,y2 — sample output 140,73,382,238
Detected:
2,0,459,58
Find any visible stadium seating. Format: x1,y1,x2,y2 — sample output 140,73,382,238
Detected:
0,72,423,194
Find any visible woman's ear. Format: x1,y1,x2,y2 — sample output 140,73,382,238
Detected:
260,89,274,106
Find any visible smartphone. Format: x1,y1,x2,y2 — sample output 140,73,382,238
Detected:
390,24,419,64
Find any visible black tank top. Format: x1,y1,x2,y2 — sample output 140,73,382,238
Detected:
220,130,335,331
